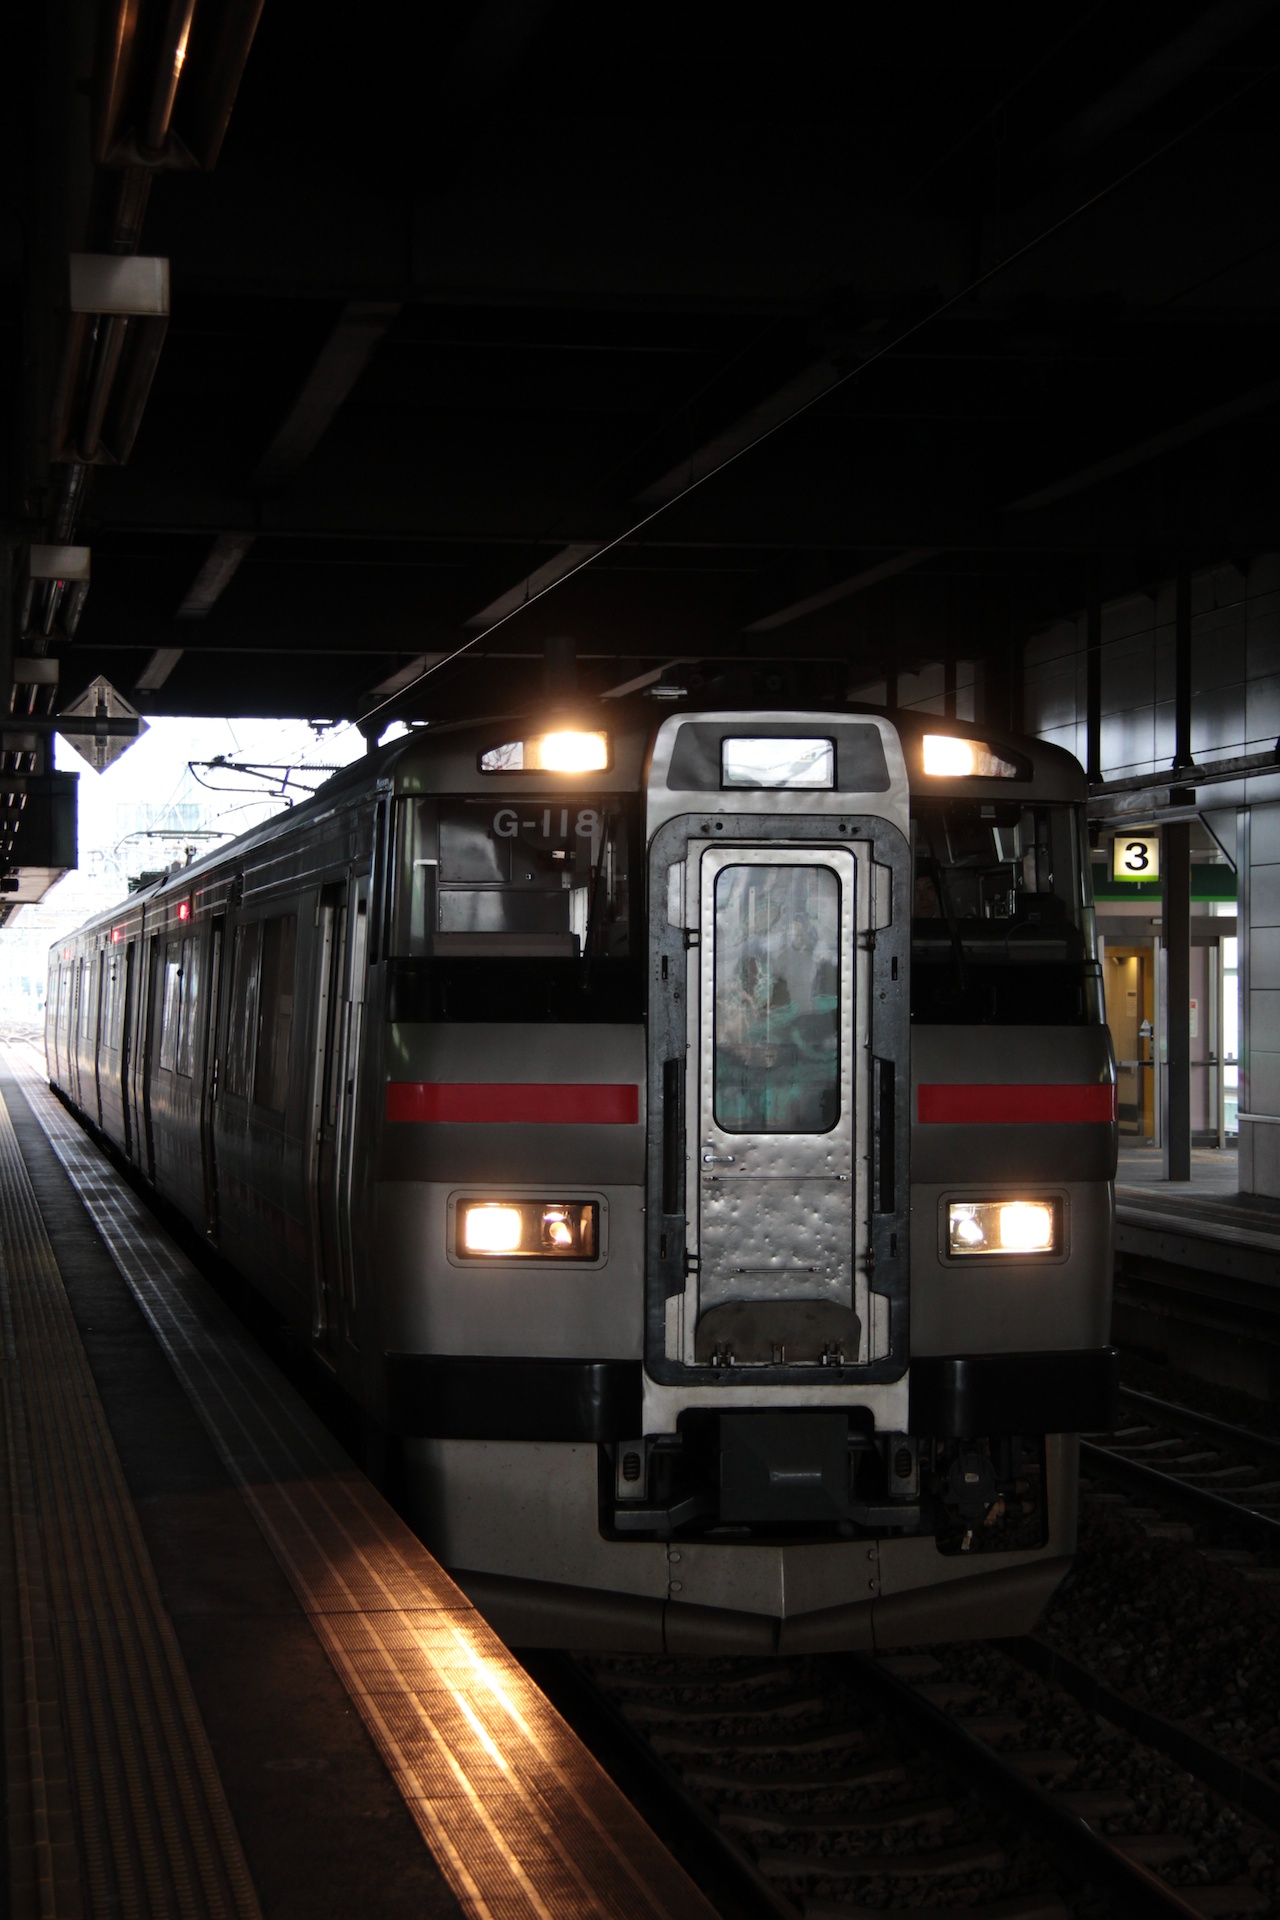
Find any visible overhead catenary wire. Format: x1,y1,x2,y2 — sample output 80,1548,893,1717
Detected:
359,51,1280,733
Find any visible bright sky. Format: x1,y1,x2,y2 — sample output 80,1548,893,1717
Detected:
54,714,368,859
0,716,368,1027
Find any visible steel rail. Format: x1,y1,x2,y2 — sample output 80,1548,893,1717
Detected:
1079,1438,1280,1546
846,1654,1207,1920
1117,1385,1280,1462
1005,1636,1280,1839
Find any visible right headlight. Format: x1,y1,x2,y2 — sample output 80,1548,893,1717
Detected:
457,1199,599,1260
947,1199,1060,1257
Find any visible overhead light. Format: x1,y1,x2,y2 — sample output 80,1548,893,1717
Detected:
922,734,1021,778
479,730,609,774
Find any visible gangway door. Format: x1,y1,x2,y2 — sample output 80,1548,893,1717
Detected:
694,846,860,1364
646,811,909,1387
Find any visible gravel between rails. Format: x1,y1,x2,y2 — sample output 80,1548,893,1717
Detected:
571,1641,1280,1917
577,1650,1080,1918
1037,1389,1280,1812
871,1640,1276,1914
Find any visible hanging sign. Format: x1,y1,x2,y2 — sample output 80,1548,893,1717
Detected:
57,674,147,773
1112,834,1159,881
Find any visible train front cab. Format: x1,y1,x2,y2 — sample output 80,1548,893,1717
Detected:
385,710,1117,1651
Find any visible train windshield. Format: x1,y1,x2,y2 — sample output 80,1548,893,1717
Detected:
712,864,841,1133
910,798,1096,1025
388,794,642,1021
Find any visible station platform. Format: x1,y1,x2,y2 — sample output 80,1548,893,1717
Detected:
1115,1143,1280,1273
0,1044,717,1920
1113,1144,1280,1401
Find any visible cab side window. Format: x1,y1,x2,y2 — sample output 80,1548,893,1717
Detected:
159,943,183,1071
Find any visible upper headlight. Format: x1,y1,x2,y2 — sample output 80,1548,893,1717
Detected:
479,730,609,773
947,1198,1060,1257
922,734,1021,778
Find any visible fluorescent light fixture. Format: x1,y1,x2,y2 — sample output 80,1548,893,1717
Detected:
457,1200,599,1259
922,734,1020,778
721,736,834,789
947,1198,1060,1257
479,730,609,774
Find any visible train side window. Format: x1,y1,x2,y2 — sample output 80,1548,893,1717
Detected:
103,958,117,1049
253,914,297,1114
112,955,127,1049
176,936,199,1077
225,922,262,1100
159,943,183,1072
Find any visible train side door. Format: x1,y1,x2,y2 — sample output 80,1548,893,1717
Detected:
120,940,137,1160
200,919,225,1240
140,935,160,1181
310,884,348,1349
44,964,58,1082
310,881,368,1348
92,950,105,1128
68,962,82,1108
336,888,370,1339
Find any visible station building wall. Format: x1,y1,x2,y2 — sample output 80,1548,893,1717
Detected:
1023,553,1280,1199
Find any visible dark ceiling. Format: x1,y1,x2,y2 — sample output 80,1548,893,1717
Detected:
8,0,1280,730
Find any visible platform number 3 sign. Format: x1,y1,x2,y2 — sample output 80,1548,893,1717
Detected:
1112,835,1160,881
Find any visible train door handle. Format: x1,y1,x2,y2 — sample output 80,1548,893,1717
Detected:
701,1151,735,1166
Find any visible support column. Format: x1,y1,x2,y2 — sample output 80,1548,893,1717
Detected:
1239,802,1280,1198
1163,818,1192,1181
1085,563,1101,783
1174,553,1193,772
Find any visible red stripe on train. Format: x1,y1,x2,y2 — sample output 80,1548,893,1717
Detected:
386,1082,640,1124
918,1082,1116,1124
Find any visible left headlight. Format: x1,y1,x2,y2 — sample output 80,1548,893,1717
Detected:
457,1200,599,1259
947,1199,1060,1257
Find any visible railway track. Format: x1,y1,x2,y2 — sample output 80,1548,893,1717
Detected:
536,1641,1275,1918
1082,1386,1280,1558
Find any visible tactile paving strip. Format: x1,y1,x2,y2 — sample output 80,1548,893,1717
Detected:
7,1051,717,1920
0,1084,262,1920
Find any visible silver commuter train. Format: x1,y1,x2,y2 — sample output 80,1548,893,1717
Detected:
46,703,1118,1651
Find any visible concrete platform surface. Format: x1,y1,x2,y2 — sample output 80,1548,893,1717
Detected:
0,1045,718,1920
